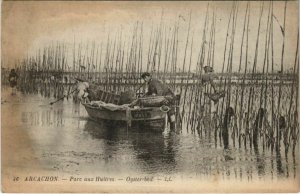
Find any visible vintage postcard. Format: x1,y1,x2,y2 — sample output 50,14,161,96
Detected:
1,0,300,192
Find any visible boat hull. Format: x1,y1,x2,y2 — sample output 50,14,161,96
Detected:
83,104,167,132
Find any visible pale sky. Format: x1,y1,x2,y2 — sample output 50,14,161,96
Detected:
1,1,299,72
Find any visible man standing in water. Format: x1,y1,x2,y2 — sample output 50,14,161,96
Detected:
8,69,18,95
202,66,225,104
141,72,176,131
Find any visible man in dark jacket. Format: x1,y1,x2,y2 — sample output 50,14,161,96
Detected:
141,72,176,131
141,72,174,97
202,66,225,104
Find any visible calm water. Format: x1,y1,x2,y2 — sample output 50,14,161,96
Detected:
1,87,299,181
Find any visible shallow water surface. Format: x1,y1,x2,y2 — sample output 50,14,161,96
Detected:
2,88,299,181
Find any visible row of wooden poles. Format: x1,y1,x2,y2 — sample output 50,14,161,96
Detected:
6,1,299,153
178,1,299,156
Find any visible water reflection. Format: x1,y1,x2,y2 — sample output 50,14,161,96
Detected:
276,146,284,176
83,120,178,174
254,143,266,177
21,109,64,127
83,120,125,142
2,88,299,180
132,132,178,174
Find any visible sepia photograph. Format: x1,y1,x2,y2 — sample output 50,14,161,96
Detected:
1,0,300,192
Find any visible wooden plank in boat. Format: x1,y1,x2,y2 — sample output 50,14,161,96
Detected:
85,105,127,121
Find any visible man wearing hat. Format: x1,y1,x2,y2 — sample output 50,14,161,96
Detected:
141,72,176,131
141,72,174,97
202,66,217,91
202,66,225,104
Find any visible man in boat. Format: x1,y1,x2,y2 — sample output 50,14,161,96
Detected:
8,68,18,95
202,66,225,105
76,81,90,103
141,72,174,97
140,72,176,131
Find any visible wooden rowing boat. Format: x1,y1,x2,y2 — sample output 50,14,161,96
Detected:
83,102,168,132
79,82,179,132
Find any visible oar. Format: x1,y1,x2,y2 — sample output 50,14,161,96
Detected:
135,81,147,98
135,82,145,92
49,88,77,105
49,78,83,105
